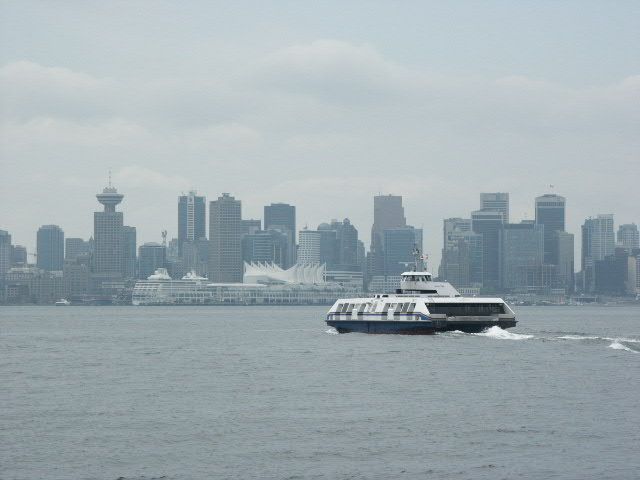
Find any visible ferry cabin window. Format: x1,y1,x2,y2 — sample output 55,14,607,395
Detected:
426,303,505,316
401,303,410,313
408,303,416,313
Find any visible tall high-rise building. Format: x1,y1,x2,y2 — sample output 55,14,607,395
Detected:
0,230,11,278
535,194,566,264
556,231,575,293
240,219,262,237
317,224,339,268
241,229,289,267
480,193,509,223
264,203,296,268
122,226,137,279
298,229,321,264
36,225,64,271
178,191,206,255
581,214,615,292
370,195,406,276
383,227,422,276
471,210,504,292
11,245,27,267
65,238,91,260
617,224,639,251
439,218,482,288
138,243,166,279
93,182,125,283
209,193,242,282
499,222,545,292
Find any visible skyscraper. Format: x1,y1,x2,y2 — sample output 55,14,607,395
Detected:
36,225,64,271
264,203,296,268
11,245,27,267
480,193,509,223
383,227,421,276
122,226,137,279
241,229,289,267
471,210,504,292
439,218,482,288
617,224,639,251
65,238,91,260
93,182,125,285
499,222,545,292
535,194,566,264
209,193,242,282
138,242,166,279
370,195,406,276
298,229,321,264
581,214,615,292
0,230,11,278
178,191,206,255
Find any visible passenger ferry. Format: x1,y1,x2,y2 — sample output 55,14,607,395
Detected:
326,250,516,334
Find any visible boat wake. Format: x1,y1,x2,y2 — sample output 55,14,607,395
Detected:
472,326,533,340
608,341,639,353
324,327,339,335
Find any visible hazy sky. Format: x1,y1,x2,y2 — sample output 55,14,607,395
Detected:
1,1,638,269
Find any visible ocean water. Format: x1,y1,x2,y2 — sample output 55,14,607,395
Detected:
1,305,639,480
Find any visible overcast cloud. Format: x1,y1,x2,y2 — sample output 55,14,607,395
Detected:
1,1,639,268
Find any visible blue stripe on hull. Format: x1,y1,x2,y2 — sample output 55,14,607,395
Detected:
326,320,436,335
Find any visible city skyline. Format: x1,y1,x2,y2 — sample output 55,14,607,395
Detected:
1,2,639,272
0,180,637,278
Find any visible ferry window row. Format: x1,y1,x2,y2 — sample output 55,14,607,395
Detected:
426,303,505,316
336,302,417,314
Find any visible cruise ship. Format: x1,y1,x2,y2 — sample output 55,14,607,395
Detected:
326,251,516,334
131,264,357,306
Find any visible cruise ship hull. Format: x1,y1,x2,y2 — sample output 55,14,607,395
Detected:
326,319,437,335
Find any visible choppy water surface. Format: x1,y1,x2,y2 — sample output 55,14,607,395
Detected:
1,305,639,479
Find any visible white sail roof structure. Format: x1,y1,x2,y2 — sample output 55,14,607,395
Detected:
243,262,326,285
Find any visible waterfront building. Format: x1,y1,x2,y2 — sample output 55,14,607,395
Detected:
36,225,64,271
471,210,504,293
535,194,566,265
93,182,125,288
480,193,509,223
63,257,90,298
241,229,289,267
370,195,406,276
499,222,545,293
264,203,296,268
209,193,242,282
138,243,167,279
178,191,206,255
131,263,355,306
65,238,91,260
298,229,321,264
617,223,639,251
594,248,634,295
122,226,137,279
11,245,27,267
3,267,64,304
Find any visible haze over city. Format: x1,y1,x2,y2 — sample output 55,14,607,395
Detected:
1,1,639,270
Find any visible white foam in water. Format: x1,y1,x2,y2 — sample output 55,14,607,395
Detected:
604,337,640,344
473,326,533,340
325,327,339,335
608,341,638,353
558,335,600,340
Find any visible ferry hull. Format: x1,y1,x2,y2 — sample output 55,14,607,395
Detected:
326,317,517,334
326,320,437,335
